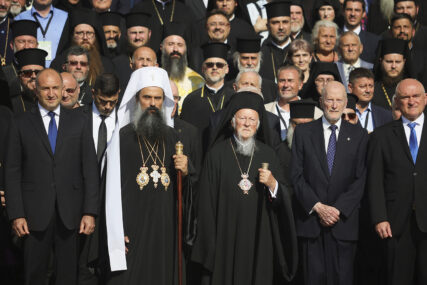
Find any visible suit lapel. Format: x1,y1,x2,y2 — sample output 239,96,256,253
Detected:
311,119,329,179
331,121,351,177
415,118,427,166
30,107,53,157
55,107,72,156
393,119,413,164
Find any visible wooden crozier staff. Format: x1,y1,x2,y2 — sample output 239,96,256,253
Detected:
175,141,184,285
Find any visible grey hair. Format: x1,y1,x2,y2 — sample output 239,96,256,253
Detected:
232,51,263,68
236,85,264,99
235,70,263,89
311,20,340,48
339,31,361,46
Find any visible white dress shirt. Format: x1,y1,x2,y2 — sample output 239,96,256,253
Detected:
275,101,291,140
356,102,374,132
402,113,424,147
322,116,342,153
39,103,60,134
343,25,362,35
92,105,116,152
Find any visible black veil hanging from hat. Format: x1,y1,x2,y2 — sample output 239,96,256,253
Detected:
208,91,274,151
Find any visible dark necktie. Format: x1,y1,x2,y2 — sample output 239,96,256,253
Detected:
97,115,107,162
327,124,337,175
408,122,418,163
48,111,57,153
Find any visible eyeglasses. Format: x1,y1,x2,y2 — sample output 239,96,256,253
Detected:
207,22,229,28
342,112,357,120
67,60,89,67
65,87,78,93
204,62,226,68
19,69,41,78
74,31,95,39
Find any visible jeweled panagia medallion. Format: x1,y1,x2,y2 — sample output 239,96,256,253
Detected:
238,173,252,194
136,166,149,190
150,164,161,188
160,166,170,191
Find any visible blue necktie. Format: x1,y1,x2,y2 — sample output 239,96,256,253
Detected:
408,122,418,163
327,124,337,175
48,111,57,153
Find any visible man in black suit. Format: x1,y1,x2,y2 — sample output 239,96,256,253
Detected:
5,68,99,285
291,81,368,285
342,0,379,64
349,68,392,133
368,78,427,284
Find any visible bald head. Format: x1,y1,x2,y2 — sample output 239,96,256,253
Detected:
234,71,262,93
61,72,80,109
131,46,158,70
321,81,348,124
36,69,63,111
395,78,426,121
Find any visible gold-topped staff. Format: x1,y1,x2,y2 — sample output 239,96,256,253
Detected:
175,141,183,285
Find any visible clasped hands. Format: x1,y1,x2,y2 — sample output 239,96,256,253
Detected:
313,202,340,227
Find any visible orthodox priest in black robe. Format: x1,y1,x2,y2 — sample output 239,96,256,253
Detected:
372,39,408,111
191,91,298,285
105,67,195,285
180,42,235,152
259,2,293,82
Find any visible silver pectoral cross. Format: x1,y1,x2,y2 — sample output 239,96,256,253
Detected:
150,165,161,188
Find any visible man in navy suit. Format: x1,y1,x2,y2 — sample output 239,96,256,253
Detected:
5,68,99,285
342,0,379,63
336,31,374,92
291,81,368,285
349,68,392,133
367,78,427,284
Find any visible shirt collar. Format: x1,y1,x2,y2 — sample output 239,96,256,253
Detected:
229,14,235,22
343,58,361,68
271,37,291,50
31,5,54,18
205,83,224,94
156,0,171,7
356,101,372,114
322,116,342,131
343,25,361,35
402,112,424,126
38,102,60,117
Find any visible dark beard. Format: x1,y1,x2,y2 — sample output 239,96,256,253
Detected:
161,52,187,81
134,106,168,142
382,71,404,87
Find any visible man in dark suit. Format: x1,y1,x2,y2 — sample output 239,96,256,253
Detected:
367,78,427,284
342,0,379,63
291,81,368,285
349,68,392,133
5,68,99,285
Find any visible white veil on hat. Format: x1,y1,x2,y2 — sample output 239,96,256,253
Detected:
105,67,174,271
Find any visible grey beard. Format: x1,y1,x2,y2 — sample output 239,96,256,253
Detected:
107,41,118,49
9,5,22,17
235,134,257,156
162,52,187,81
291,21,304,34
286,124,294,149
237,61,261,73
132,104,168,142
380,0,394,20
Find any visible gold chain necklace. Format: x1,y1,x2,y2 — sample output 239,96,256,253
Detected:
201,86,225,112
1,18,10,66
136,136,158,190
151,0,175,26
381,83,392,107
143,137,171,190
230,138,255,195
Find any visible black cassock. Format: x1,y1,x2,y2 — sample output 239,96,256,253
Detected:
191,138,298,285
107,124,194,285
180,85,234,152
373,81,394,111
260,37,291,82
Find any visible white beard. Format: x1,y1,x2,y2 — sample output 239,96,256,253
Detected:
235,134,257,156
380,0,394,20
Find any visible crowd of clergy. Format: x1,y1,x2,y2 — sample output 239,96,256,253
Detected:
1,0,427,284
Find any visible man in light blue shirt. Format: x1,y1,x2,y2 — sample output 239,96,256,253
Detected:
14,0,68,67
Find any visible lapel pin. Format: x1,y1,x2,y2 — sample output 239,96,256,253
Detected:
347,137,351,141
